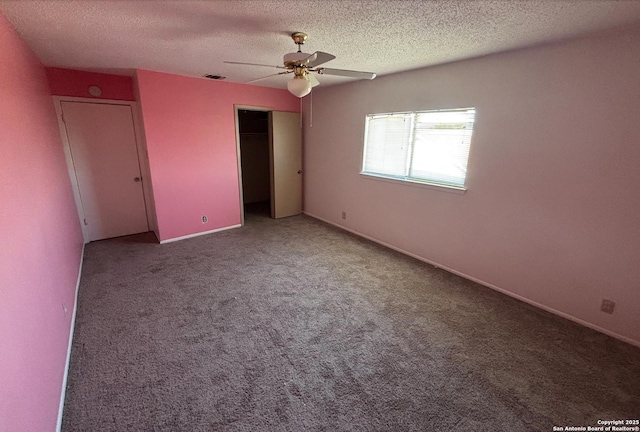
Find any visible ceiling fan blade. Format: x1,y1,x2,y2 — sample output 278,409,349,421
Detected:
246,71,292,84
316,67,376,80
306,72,320,87
224,61,287,69
302,51,336,68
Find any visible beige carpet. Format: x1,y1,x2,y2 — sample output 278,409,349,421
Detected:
62,209,640,431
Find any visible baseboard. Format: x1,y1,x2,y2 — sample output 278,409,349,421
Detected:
56,243,85,432
303,211,640,349
159,224,242,244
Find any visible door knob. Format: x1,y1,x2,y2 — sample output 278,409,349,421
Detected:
134,177,141,182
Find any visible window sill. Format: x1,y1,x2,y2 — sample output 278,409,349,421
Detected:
359,173,467,194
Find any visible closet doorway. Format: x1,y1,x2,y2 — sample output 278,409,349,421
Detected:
236,107,302,222
238,109,271,218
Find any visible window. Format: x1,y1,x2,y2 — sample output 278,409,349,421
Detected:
362,108,476,189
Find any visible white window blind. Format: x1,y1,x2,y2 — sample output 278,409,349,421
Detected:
362,114,413,178
362,108,476,189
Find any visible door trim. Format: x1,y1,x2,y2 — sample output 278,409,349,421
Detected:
53,96,154,243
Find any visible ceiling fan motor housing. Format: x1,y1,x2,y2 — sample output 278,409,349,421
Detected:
283,52,312,67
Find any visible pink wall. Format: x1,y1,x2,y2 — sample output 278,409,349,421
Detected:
303,25,640,346
0,13,84,431
47,67,135,101
135,70,299,241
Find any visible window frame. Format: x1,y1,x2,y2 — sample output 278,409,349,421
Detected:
360,107,476,192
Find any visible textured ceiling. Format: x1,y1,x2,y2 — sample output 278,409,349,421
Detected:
2,0,640,89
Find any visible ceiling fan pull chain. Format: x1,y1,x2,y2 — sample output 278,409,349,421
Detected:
310,89,313,128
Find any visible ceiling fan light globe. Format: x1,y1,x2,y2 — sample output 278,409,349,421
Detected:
287,76,312,98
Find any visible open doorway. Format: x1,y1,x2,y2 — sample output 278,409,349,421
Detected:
238,109,271,219
236,106,302,224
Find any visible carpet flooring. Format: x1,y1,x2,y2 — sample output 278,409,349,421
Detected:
62,209,640,431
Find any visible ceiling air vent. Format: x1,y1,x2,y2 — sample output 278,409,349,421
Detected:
203,74,226,80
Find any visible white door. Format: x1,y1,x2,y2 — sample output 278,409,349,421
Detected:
270,111,302,218
61,101,148,241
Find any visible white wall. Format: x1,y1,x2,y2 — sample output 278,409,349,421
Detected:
303,24,640,346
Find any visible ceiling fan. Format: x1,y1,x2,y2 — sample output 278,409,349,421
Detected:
224,32,376,98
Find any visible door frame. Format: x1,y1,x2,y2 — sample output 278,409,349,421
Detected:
234,105,273,225
53,96,155,243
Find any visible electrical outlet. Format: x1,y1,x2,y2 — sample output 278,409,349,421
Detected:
600,299,615,314
202,215,208,224
341,211,346,220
